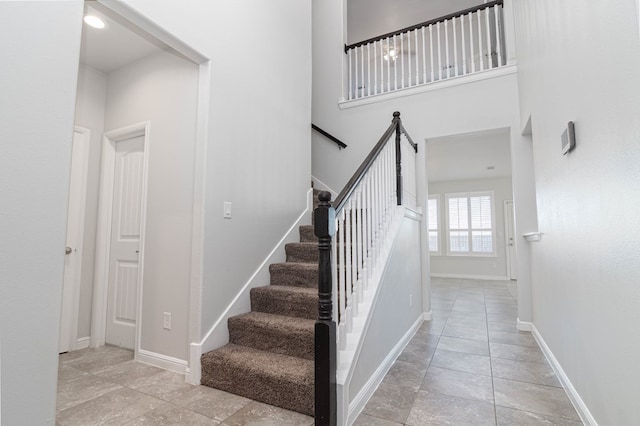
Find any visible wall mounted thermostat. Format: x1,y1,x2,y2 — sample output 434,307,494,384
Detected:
561,121,576,155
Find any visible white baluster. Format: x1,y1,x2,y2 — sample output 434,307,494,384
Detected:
401,33,405,88
429,25,435,82
485,7,492,69
437,22,442,80
386,37,391,92
445,20,450,78
360,45,365,96
345,202,353,322
414,29,419,86
354,47,359,98
461,13,467,74
407,32,412,87
494,5,503,66
453,16,458,76
367,44,371,97
331,217,339,322
469,13,475,73
393,34,398,90
373,41,378,95
356,190,365,295
477,10,484,71
422,27,427,84
348,49,353,100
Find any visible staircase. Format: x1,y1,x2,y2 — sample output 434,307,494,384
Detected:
200,190,321,416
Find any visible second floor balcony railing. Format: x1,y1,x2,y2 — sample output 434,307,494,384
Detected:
345,0,507,101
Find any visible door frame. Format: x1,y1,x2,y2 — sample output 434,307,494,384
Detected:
91,121,150,350
503,199,517,280
60,126,91,352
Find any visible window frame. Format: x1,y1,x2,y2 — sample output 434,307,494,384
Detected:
445,191,497,257
427,194,441,255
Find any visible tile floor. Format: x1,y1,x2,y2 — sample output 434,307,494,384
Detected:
354,277,583,425
57,346,314,425
57,277,582,425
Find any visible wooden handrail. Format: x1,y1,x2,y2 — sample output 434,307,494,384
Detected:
345,0,503,52
312,124,348,150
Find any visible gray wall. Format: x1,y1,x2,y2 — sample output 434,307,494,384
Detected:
0,1,84,423
429,177,513,279
512,0,640,423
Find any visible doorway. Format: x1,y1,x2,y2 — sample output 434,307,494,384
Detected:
96,125,149,350
59,127,91,353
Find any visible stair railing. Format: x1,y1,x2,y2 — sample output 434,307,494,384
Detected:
314,111,417,425
312,124,348,150
344,0,506,100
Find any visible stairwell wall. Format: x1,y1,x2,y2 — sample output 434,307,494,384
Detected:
120,0,313,346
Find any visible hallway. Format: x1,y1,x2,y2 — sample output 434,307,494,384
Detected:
355,277,582,425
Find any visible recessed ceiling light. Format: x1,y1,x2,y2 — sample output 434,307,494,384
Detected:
84,15,106,29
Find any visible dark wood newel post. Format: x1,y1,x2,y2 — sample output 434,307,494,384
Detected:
394,111,403,205
314,191,337,425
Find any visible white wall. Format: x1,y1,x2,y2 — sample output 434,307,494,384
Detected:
512,1,640,423
312,0,537,323
120,0,312,345
428,177,513,279
0,1,84,424
104,51,199,361
74,65,107,340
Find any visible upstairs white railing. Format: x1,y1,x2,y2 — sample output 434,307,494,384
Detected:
345,0,506,100
314,112,417,424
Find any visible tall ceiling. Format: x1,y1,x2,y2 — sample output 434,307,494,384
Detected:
427,129,512,183
80,4,162,73
347,0,483,43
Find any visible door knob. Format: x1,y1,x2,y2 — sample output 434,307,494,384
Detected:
65,247,73,255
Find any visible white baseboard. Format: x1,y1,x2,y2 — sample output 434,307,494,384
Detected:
346,315,423,426
430,273,509,281
530,324,597,426
311,175,338,198
516,318,533,332
136,349,188,375
75,337,90,350
189,189,312,383
423,310,433,321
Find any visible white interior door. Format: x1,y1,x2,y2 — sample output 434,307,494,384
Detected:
504,200,518,280
59,128,89,353
105,135,145,349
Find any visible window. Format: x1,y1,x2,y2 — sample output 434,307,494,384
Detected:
427,195,440,254
446,191,495,256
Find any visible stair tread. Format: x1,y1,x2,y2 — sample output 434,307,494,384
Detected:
252,285,316,295
230,311,315,331
202,343,313,379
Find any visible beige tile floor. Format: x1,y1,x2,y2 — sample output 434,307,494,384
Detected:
57,277,582,425
354,277,583,425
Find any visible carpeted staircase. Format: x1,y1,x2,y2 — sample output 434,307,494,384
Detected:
200,190,321,416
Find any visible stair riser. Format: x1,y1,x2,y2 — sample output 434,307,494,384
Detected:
201,357,313,416
228,318,314,360
285,244,318,263
299,225,317,242
251,288,317,320
269,264,318,288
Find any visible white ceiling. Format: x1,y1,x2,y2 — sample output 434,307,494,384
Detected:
80,5,162,73
427,129,512,183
